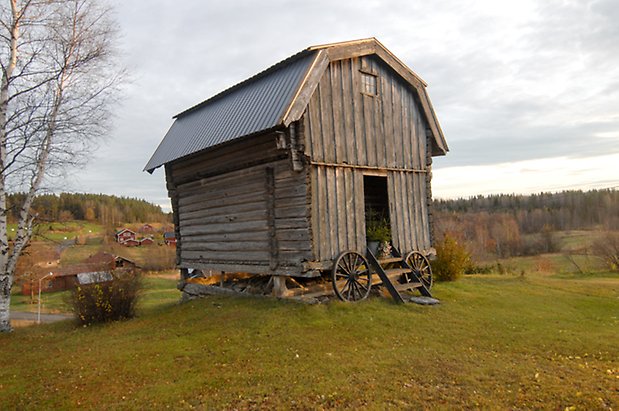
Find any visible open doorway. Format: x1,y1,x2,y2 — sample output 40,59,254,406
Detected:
363,175,391,248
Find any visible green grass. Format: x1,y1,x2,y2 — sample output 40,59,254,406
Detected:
31,221,104,242
2,273,617,409
10,276,179,314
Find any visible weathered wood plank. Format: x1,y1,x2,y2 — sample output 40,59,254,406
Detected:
274,204,309,219
183,250,270,262
330,60,345,164
381,68,396,168
183,231,269,243
387,171,401,251
179,220,268,236
405,171,417,253
179,209,267,228
334,167,347,251
179,190,264,209
319,66,335,163
273,217,311,230
183,241,271,252
318,165,329,260
265,167,278,270
340,58,356,165
352,58,367,167
179,200,265,220
344,168,356,252
183,228,309,244
362,93,376,167
326,167,339,259
324,41,376,62
354,170,365,251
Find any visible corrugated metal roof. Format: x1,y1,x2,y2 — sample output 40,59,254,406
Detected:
144,51,317,172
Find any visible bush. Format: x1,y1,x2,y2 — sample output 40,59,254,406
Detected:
591,232,619,272
432,234,472,282
69,270,141,325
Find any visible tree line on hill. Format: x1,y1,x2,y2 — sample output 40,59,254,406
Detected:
7,193,171,226
433,189,619,259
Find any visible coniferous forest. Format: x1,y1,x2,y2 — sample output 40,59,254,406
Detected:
7,193,171,225
433,189,619,259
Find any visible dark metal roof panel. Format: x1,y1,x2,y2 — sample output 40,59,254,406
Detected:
144,51,316,172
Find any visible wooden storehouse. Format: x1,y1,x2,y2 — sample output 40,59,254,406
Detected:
145,38,448,300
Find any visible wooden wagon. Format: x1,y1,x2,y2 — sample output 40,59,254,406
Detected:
145,38,448,302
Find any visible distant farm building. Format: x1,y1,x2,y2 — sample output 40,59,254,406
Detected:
115,228,154,247
138,224,154,233
115,228,136,244
20,252,137,295
163,232,176,246
140,237,154,246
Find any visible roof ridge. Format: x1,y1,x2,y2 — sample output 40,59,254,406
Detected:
306,37,377,51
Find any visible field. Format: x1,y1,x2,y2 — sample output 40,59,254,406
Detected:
10,275,180,315
2,270,617,409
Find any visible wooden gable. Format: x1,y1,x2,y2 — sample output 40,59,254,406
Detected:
282,38,448,157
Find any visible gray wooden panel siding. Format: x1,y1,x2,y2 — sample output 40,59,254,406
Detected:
303,55,429,170
310,165,365,262
387,170,431,253
304,55,432,262
174,159,311,276
310,165,429,262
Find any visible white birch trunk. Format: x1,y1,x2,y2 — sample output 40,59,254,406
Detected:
0,0,120,332
0,0,22,333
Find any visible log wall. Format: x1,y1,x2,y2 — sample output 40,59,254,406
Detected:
166,134,312,276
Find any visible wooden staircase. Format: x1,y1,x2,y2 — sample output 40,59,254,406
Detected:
366,246,433,304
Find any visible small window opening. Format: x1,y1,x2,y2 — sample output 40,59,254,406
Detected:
361,72,378,96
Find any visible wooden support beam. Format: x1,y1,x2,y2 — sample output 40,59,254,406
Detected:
271,276,288,297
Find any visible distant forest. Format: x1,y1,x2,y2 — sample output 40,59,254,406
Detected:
7,193,171,225
433,189,619,258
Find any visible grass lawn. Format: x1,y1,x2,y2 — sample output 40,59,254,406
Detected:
1,272,618,409
10,275,180,314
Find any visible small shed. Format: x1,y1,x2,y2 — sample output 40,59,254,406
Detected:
145,38,448,300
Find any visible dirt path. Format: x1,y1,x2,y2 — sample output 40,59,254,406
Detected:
10,311,72,328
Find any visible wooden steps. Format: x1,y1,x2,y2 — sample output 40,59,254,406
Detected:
378,257,402,265
366,246,432,303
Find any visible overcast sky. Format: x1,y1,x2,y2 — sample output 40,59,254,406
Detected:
71,0,619,210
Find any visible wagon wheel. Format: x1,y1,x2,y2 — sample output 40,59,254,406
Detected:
404,251,433,290
331,251,372,302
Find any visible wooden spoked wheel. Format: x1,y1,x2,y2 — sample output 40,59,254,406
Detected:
331,251,372,302
405,251,433,290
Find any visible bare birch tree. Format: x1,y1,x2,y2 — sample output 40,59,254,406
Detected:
0,0,122,332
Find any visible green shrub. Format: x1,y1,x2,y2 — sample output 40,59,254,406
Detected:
366,209,391,242
69,270,141,325
464,263,493,275
432,234,472,282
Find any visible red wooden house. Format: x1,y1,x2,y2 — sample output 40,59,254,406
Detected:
115,228,137,244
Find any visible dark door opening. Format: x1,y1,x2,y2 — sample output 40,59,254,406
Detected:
363,175,391,243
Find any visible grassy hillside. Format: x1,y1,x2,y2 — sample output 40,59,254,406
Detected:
1,272,617,409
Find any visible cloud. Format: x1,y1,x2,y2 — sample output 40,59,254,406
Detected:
71,0,619,207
